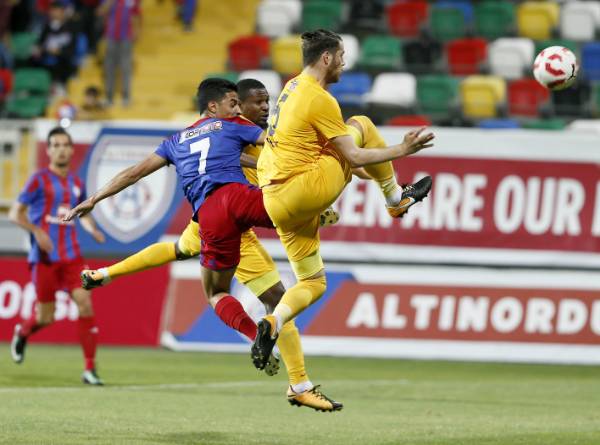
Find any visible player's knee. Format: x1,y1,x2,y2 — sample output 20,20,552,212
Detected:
258,281,286,313
38,313,54,325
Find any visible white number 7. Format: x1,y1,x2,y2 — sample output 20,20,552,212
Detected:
190,138,211,174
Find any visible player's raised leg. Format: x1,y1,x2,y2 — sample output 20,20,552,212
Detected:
347,115,432,218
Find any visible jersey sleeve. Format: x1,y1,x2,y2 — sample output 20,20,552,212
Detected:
309,93,349,141
154,136,174,165
17,173,41,206
236,122,263,146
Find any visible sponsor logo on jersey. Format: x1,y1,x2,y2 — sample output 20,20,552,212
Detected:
179,121,223,143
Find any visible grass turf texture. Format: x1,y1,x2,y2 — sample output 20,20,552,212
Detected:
0,344,599,445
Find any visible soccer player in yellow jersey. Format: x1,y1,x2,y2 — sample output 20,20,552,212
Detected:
251,29,435,373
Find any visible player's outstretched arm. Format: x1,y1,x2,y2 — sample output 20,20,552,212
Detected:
331,127,434,168
64,153,168,221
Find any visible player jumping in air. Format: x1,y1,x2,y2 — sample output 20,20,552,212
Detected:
9,127,106,385
251,29,434,373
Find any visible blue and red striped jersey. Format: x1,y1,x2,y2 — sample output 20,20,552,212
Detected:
103,0,140,41
155,116,262,214
18,169,86,264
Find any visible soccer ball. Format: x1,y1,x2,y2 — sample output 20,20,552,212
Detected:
533,46,579,91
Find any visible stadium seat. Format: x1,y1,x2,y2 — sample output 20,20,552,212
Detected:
460,75,506,119
204,72,239,83
0,69,13,101
446,38,487,76
417,74,460,115
522,118,567,130
534,39,578,59
560,1,600,42
5,96,47,118
328,72,371,106
12,68,52,96
517,1,560,41
489,38,535,80
365,73,416,107
386,114,432,126
594,84,600,117
257,2,294,37
507,78,550,117
271,35,302,75
263,0,302,26
340,34,360,71
430,4,466,41
477,118,520,129
348,0,384,32
238,70,282,102
386,0,429,37
582,42,600,81
474,1,515,41
10,32,38,63
302,0,344,32
551,81,591,116
403,36,442,74
358,35,402,71
436,0,474,24
228,35,270,71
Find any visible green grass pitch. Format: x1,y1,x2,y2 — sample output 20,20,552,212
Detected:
0,344,599,445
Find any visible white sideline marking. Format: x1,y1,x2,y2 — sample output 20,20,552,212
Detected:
0,379,409,394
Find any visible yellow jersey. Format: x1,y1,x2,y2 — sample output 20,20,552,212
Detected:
242,143,262,186
257,72,349,187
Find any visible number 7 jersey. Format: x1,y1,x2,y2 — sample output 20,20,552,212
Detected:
155,116,263,214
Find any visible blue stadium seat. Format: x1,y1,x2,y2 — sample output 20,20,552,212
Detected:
582,43,600,81
477,118,520,129
328,72,372,106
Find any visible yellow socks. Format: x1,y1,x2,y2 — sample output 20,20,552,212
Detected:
273,275,327,331
277,320,310,386
107,242,176,280
349,115,403,207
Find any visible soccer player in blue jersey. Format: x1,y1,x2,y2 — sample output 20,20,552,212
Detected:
9,126,106,385
65,78,273,347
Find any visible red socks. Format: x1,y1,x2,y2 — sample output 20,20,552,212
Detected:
214,296,257,341
78,316,98,371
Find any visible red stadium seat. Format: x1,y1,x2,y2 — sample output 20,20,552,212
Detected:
446,38,487,76
386,0,429,37
228,35,270,72
0,69,13,100
508,78,549,117
386,115,432,126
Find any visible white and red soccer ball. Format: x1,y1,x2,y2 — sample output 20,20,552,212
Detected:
533,46,579,91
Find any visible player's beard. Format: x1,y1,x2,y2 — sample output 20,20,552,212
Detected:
326,62,342,85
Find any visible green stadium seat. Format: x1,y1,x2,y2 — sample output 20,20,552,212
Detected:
13,68,52,96
430,6,466,42
417,74,460,115
5,96,47,118
358,35,402,71
521,118,567,130
204,72,239,83
302,0,344,32
534,39,579,59
474,1,515,40
10,32,38,62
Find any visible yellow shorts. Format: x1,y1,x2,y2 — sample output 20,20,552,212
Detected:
262,155,349,278
177,220,280,296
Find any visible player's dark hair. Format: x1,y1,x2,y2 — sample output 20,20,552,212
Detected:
237,79,267,102
301,29,342,66
47,126,72,146
196,78,238,113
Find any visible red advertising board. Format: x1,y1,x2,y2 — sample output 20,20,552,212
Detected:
0,257,169,345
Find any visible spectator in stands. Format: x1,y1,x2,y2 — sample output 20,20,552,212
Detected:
78,0,102,54
0,0,15,69
31,0,77,97
78,85,108,119
98,0,141,107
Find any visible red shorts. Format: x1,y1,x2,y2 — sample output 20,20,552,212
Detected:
31,257,87,303
197,183,273,270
